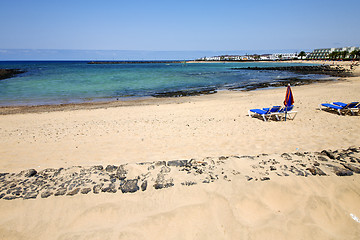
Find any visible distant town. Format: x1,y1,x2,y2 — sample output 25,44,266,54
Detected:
196,46,360,61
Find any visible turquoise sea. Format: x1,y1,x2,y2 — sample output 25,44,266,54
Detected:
0,61,329,106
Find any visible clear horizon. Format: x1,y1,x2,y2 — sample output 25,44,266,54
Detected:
0,48,314,61
1,0,359,60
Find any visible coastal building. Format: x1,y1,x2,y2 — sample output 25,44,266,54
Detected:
271,53,299,60
198,53,300,61
307,46,360,59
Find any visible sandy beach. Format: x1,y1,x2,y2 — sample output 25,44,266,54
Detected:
0,61,360,239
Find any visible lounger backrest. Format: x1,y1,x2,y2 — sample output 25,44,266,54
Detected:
346,102,359,108
269,106,281,113
286,105,294,111
279,105,294,112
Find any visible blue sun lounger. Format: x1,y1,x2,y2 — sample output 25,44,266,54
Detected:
276,105,297,120
248,106,281,121
333,102,359,115
319,101,359,115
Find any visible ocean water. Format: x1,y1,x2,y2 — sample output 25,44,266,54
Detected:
0,61,328,106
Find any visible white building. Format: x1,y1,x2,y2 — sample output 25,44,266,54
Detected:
307,46,360,59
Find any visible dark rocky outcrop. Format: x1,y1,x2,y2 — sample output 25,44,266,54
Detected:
0,69,25,80
231,65,351,77
152,88,217,98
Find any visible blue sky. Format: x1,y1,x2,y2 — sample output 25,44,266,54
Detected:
0,0,359,60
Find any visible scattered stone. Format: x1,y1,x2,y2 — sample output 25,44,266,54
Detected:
154,173,174,189
81,188,91,194
0,146,359,201
155,161,166,167
196,168,203,174
41,191,53,198
202,179,210,183
281,153,292,160
93,184,102,194
306,167,327,176
102,183,117,193
105,165,117,172
327,165,354,176
167,160,188,167
54,188,67,196
115,165,127,180
141,180,147,191
341,163,360,174
181,181,197,186
91,165,103,171
160,166,171,174
120,179,139,193
67,188,80,196
245,176,253,181
317,156,328,162
24,169,37,177
24,192,38,199
3,195,17,200
322,150,335,159
294,152,305,157
348,147,359,153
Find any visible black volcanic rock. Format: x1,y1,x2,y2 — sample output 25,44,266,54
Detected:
152,88,217,98
231,65,351,77
0,69,25,80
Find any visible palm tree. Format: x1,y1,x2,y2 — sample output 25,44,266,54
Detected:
340,50,349,60
298,51,306,59
328,52,336,60
329,51,341,60
253,55,260,61
349,50,360,59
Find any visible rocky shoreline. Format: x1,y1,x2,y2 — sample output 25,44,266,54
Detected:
231,65,352,77
0,69,25,80
152,65,351,97
229,77,335,91
1,147,359,200
151,87,217,98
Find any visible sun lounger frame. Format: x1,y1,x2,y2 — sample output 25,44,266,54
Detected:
319,102,359,115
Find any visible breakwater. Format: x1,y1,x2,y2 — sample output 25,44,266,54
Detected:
88,61,184,64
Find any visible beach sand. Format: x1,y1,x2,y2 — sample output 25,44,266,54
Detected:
0,61,359,239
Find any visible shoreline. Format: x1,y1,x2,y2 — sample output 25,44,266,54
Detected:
0,60,356,114
0,68,359,172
